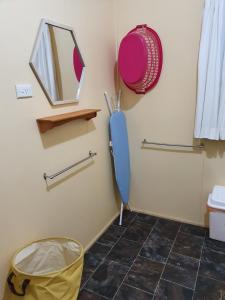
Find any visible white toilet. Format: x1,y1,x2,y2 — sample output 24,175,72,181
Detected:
208,185,225,242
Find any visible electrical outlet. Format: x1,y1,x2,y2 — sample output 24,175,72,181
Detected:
15,84,33,98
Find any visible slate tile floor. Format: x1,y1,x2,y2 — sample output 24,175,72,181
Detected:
78,210,225,300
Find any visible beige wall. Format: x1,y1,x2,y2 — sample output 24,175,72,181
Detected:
0,0,118,297
115,0,225,226
2,0,225,297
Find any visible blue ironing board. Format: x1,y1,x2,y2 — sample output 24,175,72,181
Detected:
110,111,131,204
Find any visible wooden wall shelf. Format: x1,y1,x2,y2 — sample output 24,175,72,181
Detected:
37,109,101,133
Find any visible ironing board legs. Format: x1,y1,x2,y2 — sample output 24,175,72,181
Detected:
127,203,132,212
119,202,124,226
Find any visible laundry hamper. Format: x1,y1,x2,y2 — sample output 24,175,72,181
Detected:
5,237,83,300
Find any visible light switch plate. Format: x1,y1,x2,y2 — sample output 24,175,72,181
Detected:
15,84,33,98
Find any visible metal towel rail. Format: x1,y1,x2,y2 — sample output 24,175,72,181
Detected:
44,151,97,181
142,139,204,149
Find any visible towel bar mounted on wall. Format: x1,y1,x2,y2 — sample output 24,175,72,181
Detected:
44,151,97,181
142,139,204,150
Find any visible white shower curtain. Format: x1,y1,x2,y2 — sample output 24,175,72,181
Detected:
194,0,225,140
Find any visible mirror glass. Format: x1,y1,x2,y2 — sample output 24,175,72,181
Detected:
30,19,85,105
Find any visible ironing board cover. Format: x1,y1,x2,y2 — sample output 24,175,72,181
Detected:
110,111,130,204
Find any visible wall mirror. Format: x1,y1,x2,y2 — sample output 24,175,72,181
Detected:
30,19,85,105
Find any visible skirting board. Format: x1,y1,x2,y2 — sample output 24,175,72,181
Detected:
84,206,208,254
84,210,120,252
130,206,208,228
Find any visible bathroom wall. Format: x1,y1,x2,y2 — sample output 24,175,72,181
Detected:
115,0,225,226
0,0,118,297
2,0,225,297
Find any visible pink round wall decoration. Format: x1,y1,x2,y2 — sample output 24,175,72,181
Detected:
118,24,163,94
73,47,83,82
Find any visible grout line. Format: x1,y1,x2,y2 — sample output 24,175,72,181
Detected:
153,223,182,298
81,227,127,290
80,214,135,293
169,250,200,262
116,236,149,244
96,225,127,247
81,245,118,291
107,215,135,250
204,244,225,255
165,262,197,273
84,287,110,299
197,273,225,284
82,215,210,299
131,218,158,226
162,278,194,291
178,231,205,240
112,218,159,299
84,212,121,253
80,252,112,290
192,230,207,300
122,208,208,229
80,270,93,290
81,210,225,300
123,283,154,297
111,224,127,231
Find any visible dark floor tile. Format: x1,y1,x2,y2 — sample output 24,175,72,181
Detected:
167,252,199,272
199,247,225,282
204,232,225,254
140,231,173,263
124,256,164,294
131,255,164,273
78,289,106,300
84,243,111,272
122,221,153,243
97,225,125,247
172,232,204,259
154,280,193,300
81,213,225,300
106,238,142,266
193,276,225,300
85,260,129,299
113,210,136,227
180,223,206,238
162,252,199,289
152,218,180,240
114,284,153,300
135,212,158,225
162,265,196,289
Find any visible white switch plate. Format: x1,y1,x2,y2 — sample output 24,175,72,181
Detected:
15,84,33,98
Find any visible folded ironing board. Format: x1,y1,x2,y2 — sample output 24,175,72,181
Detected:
110,111,131,224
